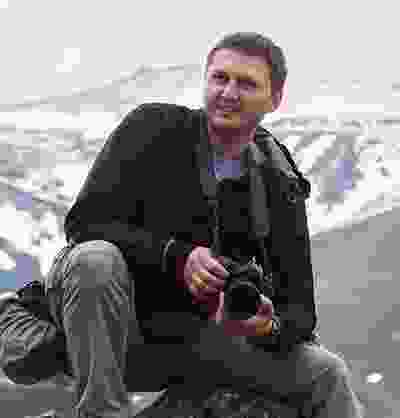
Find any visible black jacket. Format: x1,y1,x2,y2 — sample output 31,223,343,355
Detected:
64,103,318,351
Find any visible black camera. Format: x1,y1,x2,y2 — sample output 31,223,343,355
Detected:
219,257,273,320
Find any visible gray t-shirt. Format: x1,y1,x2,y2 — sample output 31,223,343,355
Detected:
211,143,248,181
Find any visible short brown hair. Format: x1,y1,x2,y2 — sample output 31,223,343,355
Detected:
206,32,288,96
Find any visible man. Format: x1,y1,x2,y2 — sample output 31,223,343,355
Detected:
43,32,363,417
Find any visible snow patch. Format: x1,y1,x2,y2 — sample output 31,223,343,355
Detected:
0,250,15,271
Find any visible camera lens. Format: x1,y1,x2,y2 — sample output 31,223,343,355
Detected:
224,281,261,320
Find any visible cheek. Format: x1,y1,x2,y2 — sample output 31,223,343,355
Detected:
204,87,219,108
243,96,273,114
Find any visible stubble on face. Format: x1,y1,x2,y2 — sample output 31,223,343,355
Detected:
204,48,275,139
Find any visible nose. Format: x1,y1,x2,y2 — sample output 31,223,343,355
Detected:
221,80,239,100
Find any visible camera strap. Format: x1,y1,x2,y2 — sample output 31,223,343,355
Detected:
195,114,273,278
244,141,273,278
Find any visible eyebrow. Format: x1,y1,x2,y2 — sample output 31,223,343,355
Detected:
212,68,255,78
211,69,259,84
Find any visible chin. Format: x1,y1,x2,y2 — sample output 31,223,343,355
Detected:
209,113,242,130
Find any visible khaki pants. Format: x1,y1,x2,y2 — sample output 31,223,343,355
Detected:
45,240,363,418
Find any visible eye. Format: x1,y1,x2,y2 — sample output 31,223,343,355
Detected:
238,78,258,89
212,71,228,83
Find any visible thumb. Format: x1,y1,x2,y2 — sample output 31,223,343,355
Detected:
257,294,274,318
212,292,225,323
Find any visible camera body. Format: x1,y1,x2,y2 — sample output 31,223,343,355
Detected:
219,256,273,320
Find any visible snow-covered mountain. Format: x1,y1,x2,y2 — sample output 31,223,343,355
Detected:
0,64,399,267
0,65,399,278
272,112,400,236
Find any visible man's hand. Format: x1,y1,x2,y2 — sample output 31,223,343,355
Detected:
214,292,274,337
183,247,229,302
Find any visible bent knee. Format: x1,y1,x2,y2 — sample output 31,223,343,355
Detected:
315,347,352,383
68,240,129,290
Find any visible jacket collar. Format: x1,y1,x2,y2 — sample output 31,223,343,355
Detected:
195,109,310,202
254,127,297,180
254,126,311,201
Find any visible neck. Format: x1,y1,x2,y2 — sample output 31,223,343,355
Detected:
207,122,256,160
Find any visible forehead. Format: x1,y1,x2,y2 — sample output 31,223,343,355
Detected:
207,48,271,81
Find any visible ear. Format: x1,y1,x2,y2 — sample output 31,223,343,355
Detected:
271,89,283,110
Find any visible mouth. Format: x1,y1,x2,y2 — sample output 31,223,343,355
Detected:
215,104,240,114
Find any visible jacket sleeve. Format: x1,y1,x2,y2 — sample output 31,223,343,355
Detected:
248,199,318,352
64,103,195,274
248,139,318,351
276,201,318,349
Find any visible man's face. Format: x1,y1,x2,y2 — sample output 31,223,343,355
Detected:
204,48,277,132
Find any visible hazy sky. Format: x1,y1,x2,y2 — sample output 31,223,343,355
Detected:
0,0,398,105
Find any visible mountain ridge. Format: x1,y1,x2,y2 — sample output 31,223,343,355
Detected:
0,64,202,117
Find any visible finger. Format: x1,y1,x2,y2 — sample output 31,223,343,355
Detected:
213,292,225,323
197,269,225,292
191,273,218,300
198,281,220,297
205,259,230,279
192,272,207,290
188,279,211,302
192,270,217,293
239,302,272,326
255,316,273,336
258,295,274,316
207,276,226,292
198,251,230,278
186,273,199,292
187,272,204,294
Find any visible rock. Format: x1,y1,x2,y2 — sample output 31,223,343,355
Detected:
134,385,300,418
